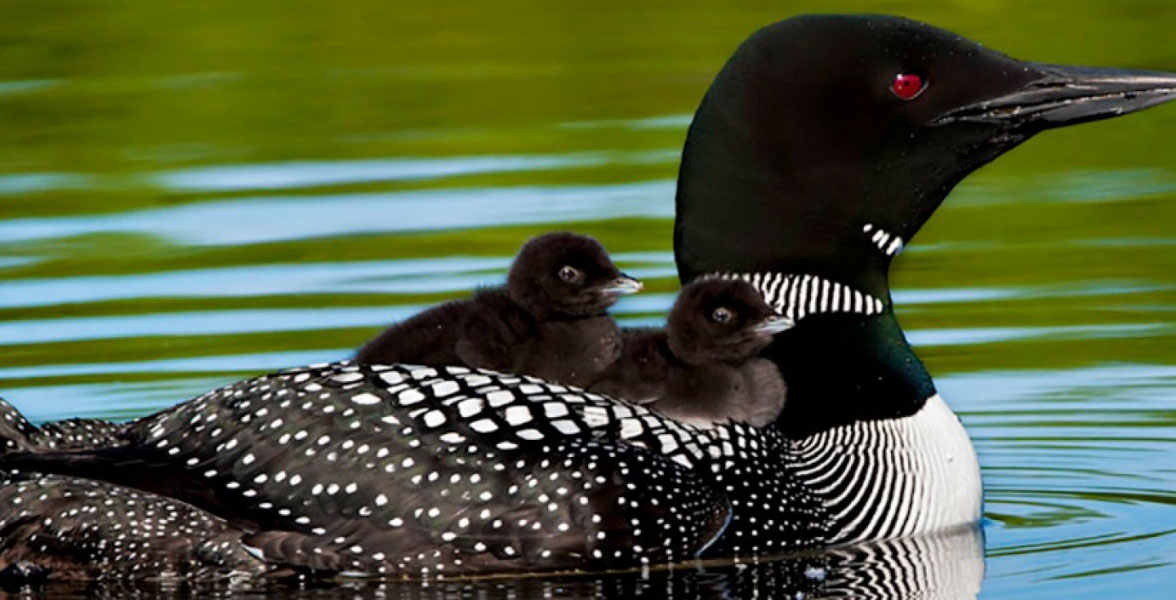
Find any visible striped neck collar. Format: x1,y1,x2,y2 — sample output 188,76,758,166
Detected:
698,271,934,438
704,271,886,324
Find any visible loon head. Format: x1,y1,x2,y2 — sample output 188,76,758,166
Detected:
673,15,1176,434
508,232,642,318
667,278,792,366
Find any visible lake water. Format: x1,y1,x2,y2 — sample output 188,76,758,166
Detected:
1,1,1174,598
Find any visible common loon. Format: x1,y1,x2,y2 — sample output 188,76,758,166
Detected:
355,232,641,388
589,278,791,428
2,14,1175,582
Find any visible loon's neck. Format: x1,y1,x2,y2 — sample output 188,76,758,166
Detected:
671,112,941,436
765,310,934,438
689,270,935,437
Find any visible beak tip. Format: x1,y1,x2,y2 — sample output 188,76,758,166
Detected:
599,277,643,297
935,64,1176,128
752,315,795,336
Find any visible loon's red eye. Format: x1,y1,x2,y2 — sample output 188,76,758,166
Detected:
891,73,926,100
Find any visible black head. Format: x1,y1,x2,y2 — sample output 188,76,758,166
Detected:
672,15,1176,435
666,279,792,365
507,232,642,318
675,14,1176,294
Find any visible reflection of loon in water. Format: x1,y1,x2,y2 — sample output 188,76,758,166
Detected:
0,12,1174,590
0,466,983,597
0,468,984,598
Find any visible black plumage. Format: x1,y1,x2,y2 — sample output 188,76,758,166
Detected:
0,396,40,455
0,470,273,581
674,15,1176,436
1,363,751,576
589,279,791,427
355,232,641,388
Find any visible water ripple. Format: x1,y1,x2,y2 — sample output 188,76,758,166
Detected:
151,150,677,192
0,181,674,245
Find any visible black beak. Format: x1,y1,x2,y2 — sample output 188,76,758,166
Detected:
934,64,1176,129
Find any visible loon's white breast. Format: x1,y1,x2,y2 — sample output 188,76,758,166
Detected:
792,394,982,543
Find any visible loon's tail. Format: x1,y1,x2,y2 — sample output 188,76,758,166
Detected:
0,397,40,455
33,418,123,450
0,397,125,457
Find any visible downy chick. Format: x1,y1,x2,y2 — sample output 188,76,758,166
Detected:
356,232,641,387
589,278,791,427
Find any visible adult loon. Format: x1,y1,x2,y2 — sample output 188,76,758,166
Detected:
2,14,1175,581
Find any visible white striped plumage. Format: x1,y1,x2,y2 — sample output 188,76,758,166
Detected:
863,223,905,257
702,270,980,544
791,394,981,543
705,271,886,322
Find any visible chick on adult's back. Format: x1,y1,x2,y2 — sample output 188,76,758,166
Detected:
355,232,642,387
589,278,791,427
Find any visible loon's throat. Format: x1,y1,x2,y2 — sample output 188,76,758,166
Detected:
703,270,934,438
791,394,983,544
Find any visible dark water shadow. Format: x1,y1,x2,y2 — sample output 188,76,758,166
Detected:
9,526,982,600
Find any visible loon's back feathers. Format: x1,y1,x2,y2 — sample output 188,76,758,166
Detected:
31,419,123,451
0,470,273,581
3,362,794,575
0,397,41,455
0,397,122,455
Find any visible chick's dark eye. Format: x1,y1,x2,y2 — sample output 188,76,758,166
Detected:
891,73,926,100
557,265,581,283
711,307,733,323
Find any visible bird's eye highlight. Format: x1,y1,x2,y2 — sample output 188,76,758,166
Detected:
711,307,733,323
891,73,927,100
557,265,582,283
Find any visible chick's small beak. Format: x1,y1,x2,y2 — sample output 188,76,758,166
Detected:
751,315,794,336
597,275,644,297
